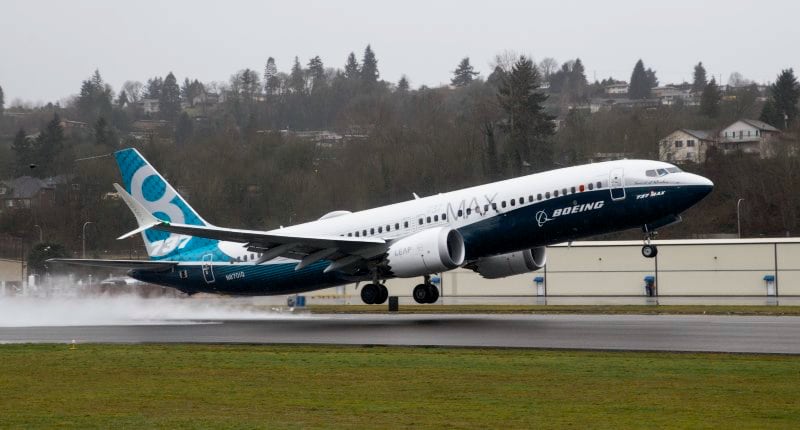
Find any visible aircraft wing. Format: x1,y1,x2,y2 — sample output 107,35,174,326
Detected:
46,258,177,271
113,183,387,272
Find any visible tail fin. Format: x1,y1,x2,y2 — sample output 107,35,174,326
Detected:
114,148,216,260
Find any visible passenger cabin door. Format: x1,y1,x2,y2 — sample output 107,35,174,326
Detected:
201,253,216,284
609,168,626,201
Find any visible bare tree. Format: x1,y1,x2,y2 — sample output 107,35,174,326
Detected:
538,57,558,81
122,81,143,103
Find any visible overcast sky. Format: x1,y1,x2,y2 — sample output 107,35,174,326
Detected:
1,0,798,104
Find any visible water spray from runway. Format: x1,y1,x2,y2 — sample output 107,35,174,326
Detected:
0,279,309,327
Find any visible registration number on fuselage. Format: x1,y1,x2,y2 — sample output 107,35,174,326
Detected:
225,271,246,281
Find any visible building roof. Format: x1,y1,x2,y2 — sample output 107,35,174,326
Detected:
680,129,714,141
0,176,53,199
740,119,780,132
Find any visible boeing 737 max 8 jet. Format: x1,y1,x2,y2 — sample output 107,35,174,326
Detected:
51,148,713,304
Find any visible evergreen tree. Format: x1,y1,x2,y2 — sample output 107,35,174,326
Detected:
487,65,506,88
451,57,479,87
497,55,555,172
629,59,651,99
289,57,306,94
307,55,326,91
144,76,163,99
175,112,193,145
769,69,800,128
0,84,4,117
699,77,721,118
264,57,280,95
33,114,65,176
568,58,588,102
692,62,708,93
397,75,410,92
94,117,116,147
360,44,379,84
344,52,360,80
77,69,113,121
760,99,782,128
116,90,128,107
645,68,658,89
159,72,181,121
11,128,31,175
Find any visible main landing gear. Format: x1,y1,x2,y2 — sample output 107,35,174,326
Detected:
412,275,440,304
360,282,389,305
641,228,658,258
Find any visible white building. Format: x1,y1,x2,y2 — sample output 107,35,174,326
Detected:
651,85,695,106
141,98,160,115
718,119,781,158
658,129,714,163
604,83,628,95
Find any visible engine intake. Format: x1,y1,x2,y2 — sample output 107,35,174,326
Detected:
473,247,547,279
386,227,465,277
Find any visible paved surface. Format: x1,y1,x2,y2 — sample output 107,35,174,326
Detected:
2,314,800,354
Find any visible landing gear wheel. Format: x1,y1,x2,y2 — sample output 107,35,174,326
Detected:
642,244,658,258
361,283,380,304
413,284,430,304
426,284,440,303
374,284,389,305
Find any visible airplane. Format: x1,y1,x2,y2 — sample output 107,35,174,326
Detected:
51,148,713,304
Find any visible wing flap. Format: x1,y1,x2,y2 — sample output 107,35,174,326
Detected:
46,258,177,272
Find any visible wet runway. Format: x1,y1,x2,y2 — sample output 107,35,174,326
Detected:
2,313,800,354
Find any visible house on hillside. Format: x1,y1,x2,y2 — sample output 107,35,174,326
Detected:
141,98,160,115
604,83,628,95
651,85,696,106
718,119,782,157
658,119,784,163
659,129,716,163
0,177,57,211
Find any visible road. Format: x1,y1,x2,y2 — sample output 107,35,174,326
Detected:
2,313,800,354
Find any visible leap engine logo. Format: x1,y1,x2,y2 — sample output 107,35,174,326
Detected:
536,201,605,227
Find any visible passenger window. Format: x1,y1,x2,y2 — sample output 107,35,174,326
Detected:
571,186,576,194
434,215,438,222
484,204,489,212
588,183,594,190
466,208,472,216
492,203,497,210
426,216,431,223
418,219,423,225
562,188,568,195
355,231,360,237
378,227,383,233
545,192,551,199
501,201,507,208
457,210,463,217
510,199,516,207
537,193,542,200
554,190,559,197
396,223,400,229
596,181,602,188
244,255,248,262
348,233,353,237
404,221,409,228
370,228,375,235
528,196,533,203
362,230,367,236
386,225,390,232
441,214,446,221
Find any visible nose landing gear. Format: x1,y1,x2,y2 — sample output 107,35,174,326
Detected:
641,228,658,258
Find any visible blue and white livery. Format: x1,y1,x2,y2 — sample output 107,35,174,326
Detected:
52,148,713,304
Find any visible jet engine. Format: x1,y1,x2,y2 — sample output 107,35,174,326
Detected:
472,247,547,279
386,227,465,277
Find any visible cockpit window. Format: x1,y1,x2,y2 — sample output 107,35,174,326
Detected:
646,169,670,177
666,167,681,173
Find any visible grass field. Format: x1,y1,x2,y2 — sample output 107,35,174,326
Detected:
1,345,799,429
309,304,800,316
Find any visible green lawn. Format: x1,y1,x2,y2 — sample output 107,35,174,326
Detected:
1,345,799,429
309,304,800,316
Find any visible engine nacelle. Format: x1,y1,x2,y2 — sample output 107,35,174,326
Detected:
473,247,547,279
386,227,465,277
